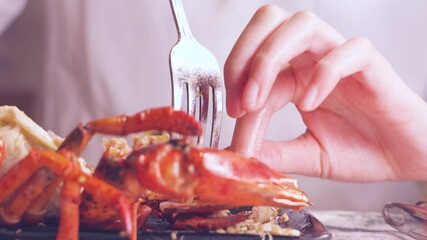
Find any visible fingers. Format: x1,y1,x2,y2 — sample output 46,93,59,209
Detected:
231,125,326,178
231,119,325,177
298,37,402,111
225,5,289,118
229,68,296,156
257,136,324,177
238,10,345,113
229,108,273,157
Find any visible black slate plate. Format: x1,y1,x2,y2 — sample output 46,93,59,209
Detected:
0,209,331,240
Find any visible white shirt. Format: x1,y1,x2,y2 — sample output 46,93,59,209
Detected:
1,0,426,211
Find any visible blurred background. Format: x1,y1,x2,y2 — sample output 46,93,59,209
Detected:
0,0,426,211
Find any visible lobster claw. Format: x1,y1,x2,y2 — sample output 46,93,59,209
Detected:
189,148,312,210
129,140,311,210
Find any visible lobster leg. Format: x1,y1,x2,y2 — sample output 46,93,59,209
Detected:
0,138,60,226
84,107,202,137
0,168,54,225
58,180,81,240
57,106,202,158
24,177,62,224
0,150,133,237
132,202,152,235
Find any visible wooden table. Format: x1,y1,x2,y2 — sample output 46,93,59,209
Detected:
312,211,412,239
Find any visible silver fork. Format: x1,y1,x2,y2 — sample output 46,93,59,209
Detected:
169,0,223,148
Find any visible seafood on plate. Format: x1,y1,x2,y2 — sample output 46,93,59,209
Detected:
0,105,311,240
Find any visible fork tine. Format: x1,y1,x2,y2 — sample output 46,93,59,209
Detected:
211,84,223,148
198,83,209,146
172,81,186,112
187,83,200,144
187,82,198,118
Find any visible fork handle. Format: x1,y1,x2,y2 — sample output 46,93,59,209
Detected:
169,0,194,40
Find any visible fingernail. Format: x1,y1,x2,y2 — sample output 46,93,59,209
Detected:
302,87,318,111
242,81,260,109
228,107,246,118
227,94,244,118
235,110,247,118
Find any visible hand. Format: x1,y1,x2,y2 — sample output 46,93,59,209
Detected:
224,5,427,182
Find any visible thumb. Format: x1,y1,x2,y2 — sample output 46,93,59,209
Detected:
256,132,325,178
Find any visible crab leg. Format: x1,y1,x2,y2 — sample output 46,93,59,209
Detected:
84,107,202,137
0,168,54,225
1,142,72,229
0,138,60,225
83,179,133,237
0,150,133,237
58,107,202,156
24,177,62,224
55,155,81,240
58,180,81,240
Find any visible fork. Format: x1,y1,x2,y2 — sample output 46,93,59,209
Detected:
169,0,223,148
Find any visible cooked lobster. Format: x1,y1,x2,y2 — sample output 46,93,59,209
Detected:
0,106,311,240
